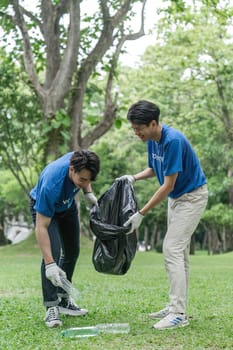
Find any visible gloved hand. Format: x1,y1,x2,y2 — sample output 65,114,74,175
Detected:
115,175,135,184
84,192,98,209
124,211,144,234
45,262,67,287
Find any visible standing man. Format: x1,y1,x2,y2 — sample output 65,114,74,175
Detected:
30,149,100,328
118,100,208,330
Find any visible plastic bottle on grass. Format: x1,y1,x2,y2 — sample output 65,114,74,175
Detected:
97,323,130,334
61,323,130,338
61,326,98,339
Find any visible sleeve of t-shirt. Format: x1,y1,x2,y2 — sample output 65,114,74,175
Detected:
35,185,58,218
163,139,183,176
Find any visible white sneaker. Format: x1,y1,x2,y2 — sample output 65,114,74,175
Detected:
153,313,189,330
45,306,62,328
149,307,170,319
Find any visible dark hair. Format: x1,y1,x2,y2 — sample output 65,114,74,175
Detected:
70,149,100,181
127,100,160,125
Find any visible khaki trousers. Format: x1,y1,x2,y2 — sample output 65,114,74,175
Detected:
163,185,208,314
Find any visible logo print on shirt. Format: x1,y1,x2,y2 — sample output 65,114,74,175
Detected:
152,153,164,162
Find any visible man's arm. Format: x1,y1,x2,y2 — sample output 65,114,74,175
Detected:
35,212,54,264
123,172,178,233
134,167,155,181
140,173,178,215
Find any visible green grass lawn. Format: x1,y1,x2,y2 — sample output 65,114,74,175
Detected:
0,234,233,350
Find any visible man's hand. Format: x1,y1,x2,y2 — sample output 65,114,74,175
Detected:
115,175,135,184
123,211,144,234
45,262,66,287
84,192,98,209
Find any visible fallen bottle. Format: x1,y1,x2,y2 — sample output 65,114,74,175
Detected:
97,323,130,334
61,326,98,338
61,323,130,338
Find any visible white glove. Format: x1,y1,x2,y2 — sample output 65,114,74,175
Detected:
84,192,98,209
124,211,144,234
45,262,66,287
115,175,135,184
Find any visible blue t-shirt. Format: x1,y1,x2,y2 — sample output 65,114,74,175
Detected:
147,124,206,198
30,152,80,217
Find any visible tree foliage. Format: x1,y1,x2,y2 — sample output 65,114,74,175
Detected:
0,48,43,195
0,0,147,158
116,0,233,252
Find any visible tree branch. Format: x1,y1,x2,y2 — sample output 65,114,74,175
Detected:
49,0,80,95
74,0,147,148
42,0,81,116
55,0,70,15
19,5,43,33
11,0,44,99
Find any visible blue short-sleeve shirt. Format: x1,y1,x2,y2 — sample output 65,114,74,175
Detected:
30,152,80,217
148,124,206,198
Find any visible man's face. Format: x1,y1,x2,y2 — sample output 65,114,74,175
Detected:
69,167,92,189
131,120,158,142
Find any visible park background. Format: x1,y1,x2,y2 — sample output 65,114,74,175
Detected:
0,0,233,348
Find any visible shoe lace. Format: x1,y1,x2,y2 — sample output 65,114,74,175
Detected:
66,297,80,310
48,307,58,320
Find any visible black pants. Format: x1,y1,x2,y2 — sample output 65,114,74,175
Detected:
30,198,80,307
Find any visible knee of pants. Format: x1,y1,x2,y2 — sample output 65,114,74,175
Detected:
163,239,176,261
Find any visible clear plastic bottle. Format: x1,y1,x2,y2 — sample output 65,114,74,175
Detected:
61,323,130,339
61,326,98,338
97,323,130,334
59,277,80,300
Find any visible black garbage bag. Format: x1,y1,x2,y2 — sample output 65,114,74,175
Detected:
90,179,138,275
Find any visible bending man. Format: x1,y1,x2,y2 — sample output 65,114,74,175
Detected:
30,149,100,327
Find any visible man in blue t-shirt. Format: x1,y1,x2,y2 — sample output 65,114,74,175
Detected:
30,149,100,328
117,100,208,330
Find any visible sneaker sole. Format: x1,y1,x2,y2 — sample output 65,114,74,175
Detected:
59,307,88,316
46,320,62,328
153,320,189,330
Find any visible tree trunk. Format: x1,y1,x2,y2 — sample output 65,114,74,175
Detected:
207,225,222,254
144,226,150,251
150,227,158,250
189,234,196,255
0,223,7,246
201,230,208,250
227,169,233,205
